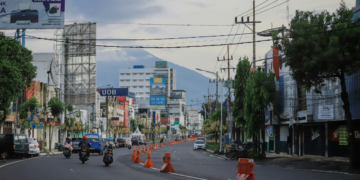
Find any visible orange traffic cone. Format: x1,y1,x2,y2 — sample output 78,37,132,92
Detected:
141,145,146,154
131,146,137,161
133,148,142,163
167,142,169,146
160,153,175,173
160,143,163,147
145,145,148,152
144,150,155,168
149,144,152,150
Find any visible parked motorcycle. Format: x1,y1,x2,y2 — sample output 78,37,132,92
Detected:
228,142,250,160
103,146,113,166
79,144,89,164
63,147,71,159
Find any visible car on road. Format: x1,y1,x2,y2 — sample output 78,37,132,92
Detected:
0,134,30,158
27,137,39,157
117,138,126,148
71,138,82,152
131,138,139,146
86,133,104,155
197,137,206,143
194,140,206,151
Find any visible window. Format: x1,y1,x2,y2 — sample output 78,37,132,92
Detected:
146,92,150,95
126,73,130,75
146,86,150,88
132,73,137,75
120,73,125,75
140,97,144,99
139,92,144,95
133,86,137,88
139,86,144,88
146,79,150,82
126,79,130,82
136,97,140,99
15,135,27,143
146,73,151,75
139,73,144,75
120,80,126,82
132,79,137,82
139,79,144,82
146,97,150,99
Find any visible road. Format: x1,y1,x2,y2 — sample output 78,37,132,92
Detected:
0,140,359,180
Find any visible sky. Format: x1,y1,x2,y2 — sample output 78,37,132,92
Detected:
1,0,357,98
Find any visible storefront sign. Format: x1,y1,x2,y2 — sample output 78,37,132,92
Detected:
318,105,334,120
339,125,348,146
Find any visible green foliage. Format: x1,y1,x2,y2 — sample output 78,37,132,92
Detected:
75,110,81,118
233,57,251,128
244,68,276,136
138,123,145,131
48,97,65,117
272,1,360,92
130,119,136,131
249,149,266,159
203,119,212,125
210,108,226,124
66,104,74,113
19,97,40,119
200,100,219,119
0,33,37,123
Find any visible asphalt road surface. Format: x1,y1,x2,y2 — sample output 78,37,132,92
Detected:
1,140,359,180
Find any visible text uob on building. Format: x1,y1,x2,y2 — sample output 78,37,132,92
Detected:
98,88,129,96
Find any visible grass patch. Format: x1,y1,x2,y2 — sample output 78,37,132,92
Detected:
206,143,220,151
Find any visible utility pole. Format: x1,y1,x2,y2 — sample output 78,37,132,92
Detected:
218,45,234,153
204,88,212,117
235,0,261,70
106,96,109,138
209,72,219,109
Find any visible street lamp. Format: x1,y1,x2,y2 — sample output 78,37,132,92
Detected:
196,68,224,152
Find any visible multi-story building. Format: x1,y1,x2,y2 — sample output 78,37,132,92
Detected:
187,110,203,135
119,65,154,101
168,90,187,127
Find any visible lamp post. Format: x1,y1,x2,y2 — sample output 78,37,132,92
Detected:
196,68,223,152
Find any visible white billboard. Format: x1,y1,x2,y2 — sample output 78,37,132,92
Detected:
0,0,65,29
318,105,334,120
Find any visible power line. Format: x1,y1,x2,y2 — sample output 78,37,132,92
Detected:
236,0,270,17
240,0,279,17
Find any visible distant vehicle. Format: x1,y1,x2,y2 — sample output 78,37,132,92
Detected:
117,138,126,148
194,140,206,151
0,134,30,158
131,138,139,146
27,138,40,157
72,138,82,153
86,133,104,155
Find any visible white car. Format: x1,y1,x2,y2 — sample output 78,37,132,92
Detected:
194,140,206,151
27,138,40,156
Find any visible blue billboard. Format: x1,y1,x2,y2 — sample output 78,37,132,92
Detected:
150,96,166,105
98,88,129,96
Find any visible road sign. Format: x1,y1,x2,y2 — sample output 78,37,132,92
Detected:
98,88,129,96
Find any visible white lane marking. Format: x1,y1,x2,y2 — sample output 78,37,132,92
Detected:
70,169,75,172
0,157,40,169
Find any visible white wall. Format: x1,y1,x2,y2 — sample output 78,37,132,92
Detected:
119,67,154,100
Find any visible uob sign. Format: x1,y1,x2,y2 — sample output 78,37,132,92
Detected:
98,88,129,96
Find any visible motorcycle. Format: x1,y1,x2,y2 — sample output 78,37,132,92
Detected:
63,147,71,159
103,146,113,166
229,142,250,160
79,144,89,164
128,144,131,150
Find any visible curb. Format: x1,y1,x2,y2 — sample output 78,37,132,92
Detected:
205,149,229,160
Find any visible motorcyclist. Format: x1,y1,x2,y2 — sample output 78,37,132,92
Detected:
127,139,132,147
63,137,73,154
105,137,116,150
78,135,91,157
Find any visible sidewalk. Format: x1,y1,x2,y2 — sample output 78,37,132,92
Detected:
206,150,360,175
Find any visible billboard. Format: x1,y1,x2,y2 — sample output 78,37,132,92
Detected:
0,0,65,29
150,77,166,109
155,61,167,68
98,88,129,96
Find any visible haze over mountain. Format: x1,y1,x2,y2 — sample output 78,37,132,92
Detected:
96,49,211,109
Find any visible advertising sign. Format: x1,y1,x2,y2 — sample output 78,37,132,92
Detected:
318,105,334,120
98,88,129,96
155,61,167,68
0,0,65,29
150,96,166,106
339,125,348,145
150,78,166,96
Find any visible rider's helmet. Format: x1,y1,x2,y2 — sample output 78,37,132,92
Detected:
83,135,87,140
108,137,114,142
66,137,71,141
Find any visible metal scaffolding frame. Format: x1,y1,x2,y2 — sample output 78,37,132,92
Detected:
54,22,97,106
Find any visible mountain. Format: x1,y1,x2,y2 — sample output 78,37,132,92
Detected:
96,49,210,109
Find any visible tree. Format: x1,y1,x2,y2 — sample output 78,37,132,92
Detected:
0,33,37,123
138,123,145,132
18,97,40,134
233,57,251,139
200,100,219,119
130,119,136,132
47,97,65,151
243,67,276,156
272,1,360,167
